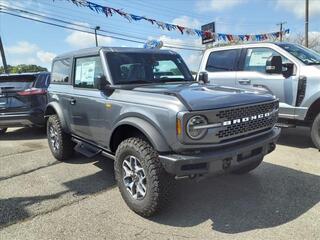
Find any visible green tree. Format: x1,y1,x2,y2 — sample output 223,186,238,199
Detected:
0,64,48,74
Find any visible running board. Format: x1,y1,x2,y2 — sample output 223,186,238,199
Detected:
275,123,296,128
72,137,115,159
73,139,101,158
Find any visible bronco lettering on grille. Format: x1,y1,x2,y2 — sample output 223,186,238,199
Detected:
222,112,272,126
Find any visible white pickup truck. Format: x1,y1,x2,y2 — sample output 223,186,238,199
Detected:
198,42,320,148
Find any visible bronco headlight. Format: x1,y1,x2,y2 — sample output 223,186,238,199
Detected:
186,115,208,140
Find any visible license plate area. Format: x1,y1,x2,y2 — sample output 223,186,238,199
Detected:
237,147,262,162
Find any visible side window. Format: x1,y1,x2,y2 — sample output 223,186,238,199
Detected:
74,56,104,89
120,63,146,82
52,59,71,83
205,50,240,72
244,48,290,73
153,60,182,78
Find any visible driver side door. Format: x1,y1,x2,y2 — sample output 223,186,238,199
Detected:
236,47,298,117
69,55,109,145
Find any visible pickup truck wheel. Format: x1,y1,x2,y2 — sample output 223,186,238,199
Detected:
47,115,74,161
114,137,173,217
231,157,263,174
311,113,320,149
0,128,7,134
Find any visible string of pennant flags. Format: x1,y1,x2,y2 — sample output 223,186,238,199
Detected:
216,29,290,42
60,0,290,43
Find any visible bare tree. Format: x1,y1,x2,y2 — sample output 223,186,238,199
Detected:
286,32,320,52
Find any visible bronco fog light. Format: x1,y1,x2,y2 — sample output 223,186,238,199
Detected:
187,115,208,140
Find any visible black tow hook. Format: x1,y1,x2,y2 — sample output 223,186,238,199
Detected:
268,143,276,153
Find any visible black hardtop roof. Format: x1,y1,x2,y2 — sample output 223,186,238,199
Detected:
54,47,178,60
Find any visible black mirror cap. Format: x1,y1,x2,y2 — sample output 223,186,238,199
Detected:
266,55,283,74
198,72,209,84
283,63,294,78
94,75,109,90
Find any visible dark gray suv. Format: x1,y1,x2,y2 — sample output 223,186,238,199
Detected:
0,72,50,134
46,47,280,217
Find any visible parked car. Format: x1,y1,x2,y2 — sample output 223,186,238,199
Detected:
198,42,320,148
0,72,50,134
45,47,280,217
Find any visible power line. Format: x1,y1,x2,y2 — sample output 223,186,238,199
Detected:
0,10,142,44
0,9,204,52
1,4,204,49
0,5,146,41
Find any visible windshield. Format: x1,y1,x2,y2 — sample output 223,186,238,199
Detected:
106,52,194,84
277,43,320,65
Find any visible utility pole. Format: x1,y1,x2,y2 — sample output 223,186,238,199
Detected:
305,0,309,47
277,21,287,42
94,26,100,47
0,36,9,74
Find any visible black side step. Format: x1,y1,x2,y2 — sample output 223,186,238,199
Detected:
73,139,101,158
275,123,296,128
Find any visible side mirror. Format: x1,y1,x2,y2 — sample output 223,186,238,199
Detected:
198,72,209,84
282,63,294,78
94,75,109,90
266,56,282,74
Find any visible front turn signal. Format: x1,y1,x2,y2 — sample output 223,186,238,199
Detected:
176,118,182,136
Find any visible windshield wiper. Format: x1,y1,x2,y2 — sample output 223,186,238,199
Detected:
157,77,189,82
120,80,154,84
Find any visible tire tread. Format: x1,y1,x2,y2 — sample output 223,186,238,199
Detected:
47,115,74,161
311,113,320,149
114,137,173,217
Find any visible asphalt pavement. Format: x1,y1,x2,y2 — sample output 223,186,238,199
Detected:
0,127,319,240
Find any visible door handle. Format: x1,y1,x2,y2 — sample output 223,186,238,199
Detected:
238,79,251,85
69,98,76,105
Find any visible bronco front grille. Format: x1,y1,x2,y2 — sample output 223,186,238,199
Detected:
216,101,278,140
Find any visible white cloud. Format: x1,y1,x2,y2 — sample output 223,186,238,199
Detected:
3,41,56,69
6,41,39,54
65,31,113,48
197,0,247,12
157,35,185,46
37,51,57,65
276,0,320,18
172,16,201,29
184,53,203,71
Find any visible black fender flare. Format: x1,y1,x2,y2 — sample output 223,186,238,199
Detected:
45,102,69,133
110,117,172,153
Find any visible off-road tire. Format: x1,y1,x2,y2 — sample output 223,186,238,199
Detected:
0,128,7,134
232,157,263,174
114,137,173,217
311,113,320,149
47,115,75,161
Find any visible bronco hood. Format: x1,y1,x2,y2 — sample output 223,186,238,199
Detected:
133,83,276,111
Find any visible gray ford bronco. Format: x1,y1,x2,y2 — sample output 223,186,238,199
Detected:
46,47,280,217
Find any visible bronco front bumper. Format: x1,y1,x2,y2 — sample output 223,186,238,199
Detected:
159,127,281,177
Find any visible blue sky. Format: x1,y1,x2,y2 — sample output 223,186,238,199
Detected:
0,0,320,71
